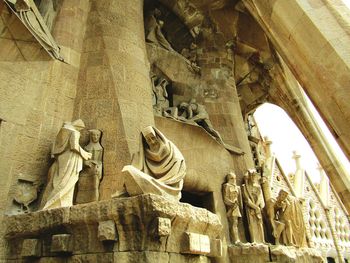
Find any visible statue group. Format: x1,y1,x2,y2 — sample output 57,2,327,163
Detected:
38,117,306,249
223,169,307,247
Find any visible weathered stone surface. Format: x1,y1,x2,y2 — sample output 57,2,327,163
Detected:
181,232,211,255
50,234,72,253
5,194,222,259
21,238,41,257
98,220,117,242
154,217,172,237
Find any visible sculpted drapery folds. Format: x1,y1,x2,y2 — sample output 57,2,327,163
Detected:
113,126,186,201
41,120,92,210
242,169,265,243
223,172,242,244
273,190,308,247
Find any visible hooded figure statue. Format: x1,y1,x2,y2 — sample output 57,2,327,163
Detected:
113,126,186,201
41,119,92,210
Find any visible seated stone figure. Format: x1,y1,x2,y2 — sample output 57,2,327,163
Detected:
112,126,186,201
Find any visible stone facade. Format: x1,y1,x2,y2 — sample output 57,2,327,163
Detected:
1,0,350,262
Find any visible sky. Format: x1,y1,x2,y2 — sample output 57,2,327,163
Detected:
254,100,350,183
343,0,350,8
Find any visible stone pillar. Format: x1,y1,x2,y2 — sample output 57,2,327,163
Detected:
196,32,255,175
292,151,305,199
242,0,350,162
74,0,154,199
318,164,330,208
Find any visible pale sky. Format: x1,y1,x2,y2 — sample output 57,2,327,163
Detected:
254,101,350,183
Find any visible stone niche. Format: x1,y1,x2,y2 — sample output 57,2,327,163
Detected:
4,194,222,263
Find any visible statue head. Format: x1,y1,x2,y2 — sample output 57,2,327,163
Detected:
89,129,102,143
246,169,261,186
277,189,289,202
153,8,162,18
226,172,237,185
72,119,85,131
142,126,159,149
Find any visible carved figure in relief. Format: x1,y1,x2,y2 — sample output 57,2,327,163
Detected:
153,77,170,115
273,190,308,247
112,126,186,201
41,119,92,210
179,99,224,143
145,8,175,52
242,169,265,243
14,177,41,212
76,129,103,203
222,172,242,244
181,43,201,74
37,0,58,31
6,0,61,59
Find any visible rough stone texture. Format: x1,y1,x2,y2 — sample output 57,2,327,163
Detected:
4,194,222,261
51,234,72,253
74,0,155,200
98,220,117,242
21,238,41,257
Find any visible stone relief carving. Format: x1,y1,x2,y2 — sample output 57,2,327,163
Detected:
152,76,170,115
178,99,224,144
272,190,308,247
242,169,265,243
75,129,104,204
145,8,175,52
222,172,242,244
181,43,201,74
5,0,61,59
14,177,41,212
40,119,92,210
37,0,58,31
112,126,186,201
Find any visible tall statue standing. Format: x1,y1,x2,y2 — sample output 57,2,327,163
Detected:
242,169,265,243
75,129,104,204
145,8,175,52
41,119,92,210
222,172,242,244
112,126,186,201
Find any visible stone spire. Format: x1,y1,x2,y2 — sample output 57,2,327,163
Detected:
264,136,272,159
317,163,330,208
292,151,305,199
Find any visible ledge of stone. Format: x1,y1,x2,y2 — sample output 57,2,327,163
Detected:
5,194,222,259
228,243,323,263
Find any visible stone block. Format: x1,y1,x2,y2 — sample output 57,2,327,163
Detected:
21,238,41,257
181,232,210,255
98,220,117,241
154,217,171,237
51,234,72,253
209,238,222,257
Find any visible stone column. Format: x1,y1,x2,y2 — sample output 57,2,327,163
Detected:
292,151,305,199
74,0,154,199
318,164,330,208
242,0,350,162
196,33,255,175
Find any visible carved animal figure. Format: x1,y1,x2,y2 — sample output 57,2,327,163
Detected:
14,179,40,212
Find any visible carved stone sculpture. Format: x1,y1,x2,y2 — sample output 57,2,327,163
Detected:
112,126,186,201
181,43,201,74
222,172,242,244
179,99,224,143
37,0,58,31
5,0,61,59
273,190,308,247
75,129,103,204
153,77,170,115
40,119,92,210
14,178,41,212
242,169,265,243
145,8,175,52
